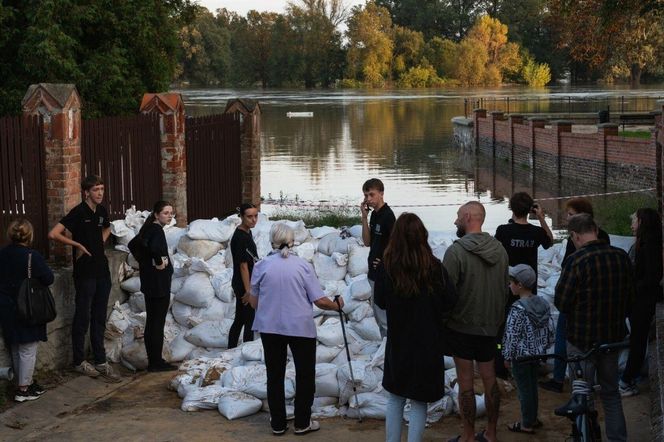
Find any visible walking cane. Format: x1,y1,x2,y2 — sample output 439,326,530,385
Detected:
334,295,363,423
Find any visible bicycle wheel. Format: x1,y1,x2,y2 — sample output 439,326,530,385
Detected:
576,412,602,442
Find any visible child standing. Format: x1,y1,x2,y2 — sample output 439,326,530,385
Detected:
502,264,554,434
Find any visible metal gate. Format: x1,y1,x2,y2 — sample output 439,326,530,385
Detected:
186,113,242,220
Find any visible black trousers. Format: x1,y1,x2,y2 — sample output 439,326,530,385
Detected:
144,293,170,366
261,333,316,431
622,299,656,383
228,293,255,348
72,275,111,365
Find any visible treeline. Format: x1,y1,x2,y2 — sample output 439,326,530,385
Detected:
177,0,664,88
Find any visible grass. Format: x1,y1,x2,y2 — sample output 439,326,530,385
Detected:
268,204,362,228
618,130,651,139
592,192,658,235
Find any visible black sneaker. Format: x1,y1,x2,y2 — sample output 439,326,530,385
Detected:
148,361,178,372
539,379,563,393
15,389,40,402
29,382,45,396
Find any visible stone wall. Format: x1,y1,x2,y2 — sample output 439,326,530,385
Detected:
0,250,128,372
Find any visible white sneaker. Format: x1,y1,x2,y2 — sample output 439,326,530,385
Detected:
619,380,639,397
294,420,320,435
74,361,100,378
95,362,122,383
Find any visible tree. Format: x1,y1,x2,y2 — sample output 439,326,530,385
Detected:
423,37,459,78
521,55,551,87
345,2,394,86
0,0,194,117
391,25,425,78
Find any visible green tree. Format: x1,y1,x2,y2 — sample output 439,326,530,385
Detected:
521,55,551,87
423,37,459,78
345,2,394,87
391,25,425,78
0,0,194,117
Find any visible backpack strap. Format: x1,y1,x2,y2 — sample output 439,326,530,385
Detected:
27,252,33,279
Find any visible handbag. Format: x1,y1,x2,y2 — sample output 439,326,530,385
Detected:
128,234,149,263
16,252,57,325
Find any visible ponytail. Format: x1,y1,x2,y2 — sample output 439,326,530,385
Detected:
138,200,171,237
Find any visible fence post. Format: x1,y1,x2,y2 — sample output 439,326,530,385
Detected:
473,108,487,152
224,99,262,209
21,84,81,264
140,93,187,226
597,123,619,193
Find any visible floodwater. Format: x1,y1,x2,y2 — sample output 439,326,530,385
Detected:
181,86,664,233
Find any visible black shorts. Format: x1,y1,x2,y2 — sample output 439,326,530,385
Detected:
444,327,496,362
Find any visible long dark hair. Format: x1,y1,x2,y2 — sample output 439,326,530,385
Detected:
383,213,440,296
138,200,172,236
635,208,662,253
237,203,256,218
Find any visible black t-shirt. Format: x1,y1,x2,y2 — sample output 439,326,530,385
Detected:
494,222,552,275
60,202,110,279
563,228,610,265
138,223,173,297
231,228,257,295
367,203,396,281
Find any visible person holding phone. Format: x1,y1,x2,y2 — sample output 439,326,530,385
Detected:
360,178,395,339
136,201,177,372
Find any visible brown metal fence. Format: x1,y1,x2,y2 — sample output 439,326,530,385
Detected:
82,114,162,220
186,113,242,220
0,115,49,257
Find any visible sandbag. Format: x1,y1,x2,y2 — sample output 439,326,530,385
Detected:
181,385,227,412
218,391,263,420
169,333,198,362
187,217,239,243
348,302,373,322
175,272,215,308
171,276,186,294
164,226,186,255
184,319,234,348
317,317,344,346
313,254,347,281
190,252,227,276
315,363,339,397
177,236,223,260
128,292,146,313
351,316,382,342
316,344,343,364
171,253,191,277
345,391,389,419
241,339,264,362
347,245,369,277
350,277,372,301
210,268,235,303
337,360,381,404
275,220,310,244
294,242,316,262
120,276,141,293
310,226,338,239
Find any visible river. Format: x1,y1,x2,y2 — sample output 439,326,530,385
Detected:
181,86,664,234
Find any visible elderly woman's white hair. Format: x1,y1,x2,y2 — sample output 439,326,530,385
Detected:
270,223,295,257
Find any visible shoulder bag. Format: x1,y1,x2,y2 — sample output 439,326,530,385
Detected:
16,252,57,325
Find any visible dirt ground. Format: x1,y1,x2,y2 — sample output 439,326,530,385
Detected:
0,366,651,442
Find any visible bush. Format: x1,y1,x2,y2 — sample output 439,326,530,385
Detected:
522,58,551,87
397,65,445,88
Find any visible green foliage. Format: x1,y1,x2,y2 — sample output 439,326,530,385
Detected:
269,206,361,229
0,0,194,117
521,57,552,87
397,64,445,88
423,37,458,78
618,130,652,139
593,193,658,235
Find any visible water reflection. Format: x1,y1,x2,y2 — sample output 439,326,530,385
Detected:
182,87,664,233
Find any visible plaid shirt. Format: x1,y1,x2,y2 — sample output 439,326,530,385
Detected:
554,240,634,351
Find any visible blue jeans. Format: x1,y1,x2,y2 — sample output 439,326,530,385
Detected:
552,313,567,383
512,361,539,428
385,392,427,442
567,342,627,442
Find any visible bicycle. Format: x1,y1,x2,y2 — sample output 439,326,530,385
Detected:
516,340,629,442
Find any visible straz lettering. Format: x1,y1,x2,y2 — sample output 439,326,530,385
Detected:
510,239,535,248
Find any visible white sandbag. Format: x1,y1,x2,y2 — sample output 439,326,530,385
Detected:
193,297,230,326
348,302,373,322
210,268,235,303
184,319,234,348
431,244,448,261
169,333,198,362
350,277,371,301
171,253,191,277
351,316,382,342
345,391,389,419
332,252,348,267
107,302,132,334
170,276,186,294
104,331,123,363
337,360,381,404
241,340,264,362
175,272,215,308
120,335,148,371
444,356,455,370
294,242,316,262
317,317,344,346
201,359,235,387
347,245,369,277
164,226,186,255
313,396,338,408
370,338,387,368
315,363,339,397
127,253,140,269
421,395,455,423
177,236,224,260
348,225,362,238
187,217,239,243
110,219,131,237
313,254,347,281
177,374,202,399
181,384,227,412
190,252,227,276
218,391,263,420
310,226,338,239
120,276,141,293
316,344,343,364
128,292,146,313
171,301,194,327
312,405,340,418
322,280,347,299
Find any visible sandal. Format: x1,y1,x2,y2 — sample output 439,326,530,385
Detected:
507,422,535,434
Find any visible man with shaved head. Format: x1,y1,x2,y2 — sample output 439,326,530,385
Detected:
443,201,509,442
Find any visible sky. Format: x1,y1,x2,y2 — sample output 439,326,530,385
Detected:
197,0,366,17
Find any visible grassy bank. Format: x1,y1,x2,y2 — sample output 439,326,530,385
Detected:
592,192,658,235
268,205,361,228
618,130,651,139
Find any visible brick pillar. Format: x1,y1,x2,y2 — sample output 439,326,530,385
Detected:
140,93,187,226
22,84,81,264
598,123,619,193
528,117,546,169
508,114,523,162
473,108,487,151
551,120,573,178
224,99,261,209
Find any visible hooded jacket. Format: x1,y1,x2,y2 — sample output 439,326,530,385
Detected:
502,295,555,361
442,232,509,336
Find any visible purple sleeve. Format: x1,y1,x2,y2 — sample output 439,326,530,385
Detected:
302,261,325,303
250,260,264,298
